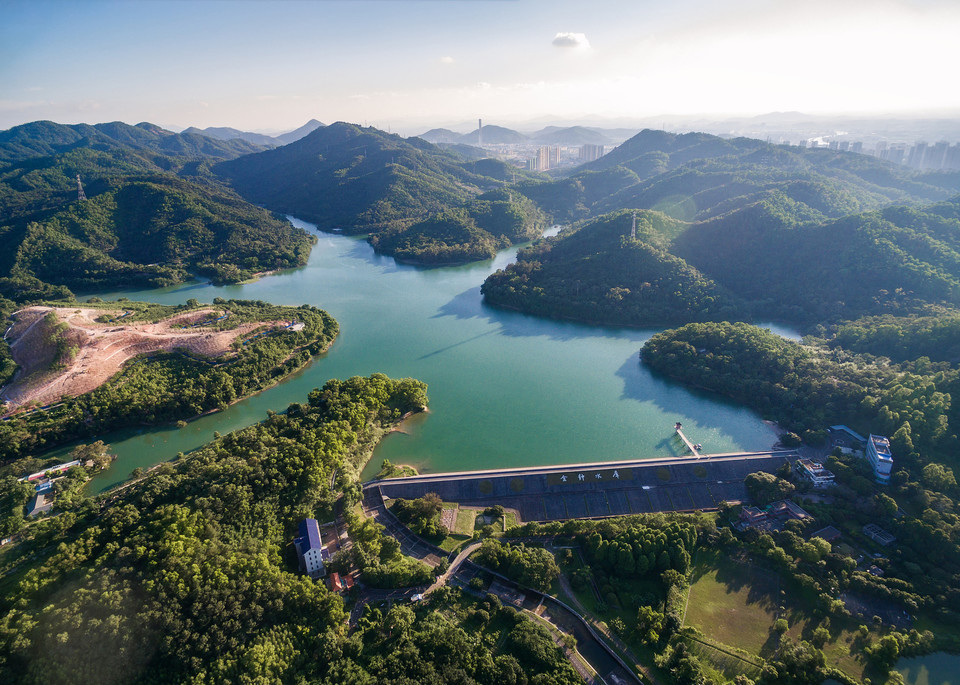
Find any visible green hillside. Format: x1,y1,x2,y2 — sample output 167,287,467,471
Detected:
481,209,745,326
369,190,547,264
482,195,960,327
0,120,264,165
0,176,313,301
214,122,508,233
520,129,955,224
0,121,315,302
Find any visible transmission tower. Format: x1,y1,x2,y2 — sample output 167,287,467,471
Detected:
76,174,87,202
631,211,637,239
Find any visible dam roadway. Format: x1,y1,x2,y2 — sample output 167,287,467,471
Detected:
365,450,796,523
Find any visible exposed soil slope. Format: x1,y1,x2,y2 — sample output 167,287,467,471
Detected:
1,306,281,412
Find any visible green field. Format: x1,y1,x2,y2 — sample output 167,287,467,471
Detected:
684,555,781,655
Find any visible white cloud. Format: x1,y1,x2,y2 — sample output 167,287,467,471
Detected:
439,56,454,64
552,32,589,49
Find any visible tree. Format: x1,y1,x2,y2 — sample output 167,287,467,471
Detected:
71,440,113,470
922,463,956,492
745,471,795,505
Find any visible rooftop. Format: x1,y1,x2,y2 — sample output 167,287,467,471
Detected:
830,425,866,443
296,518,323,553
869,434,893,460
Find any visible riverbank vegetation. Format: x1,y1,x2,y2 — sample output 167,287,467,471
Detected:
638,320,960,681
483,194,960,328
369,190,548,265
0,298,338,461
0,374,436,684
0,121,313,304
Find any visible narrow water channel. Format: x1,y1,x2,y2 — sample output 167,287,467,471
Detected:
75,218,789,492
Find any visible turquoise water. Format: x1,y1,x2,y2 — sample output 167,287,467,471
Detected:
80,218,786,492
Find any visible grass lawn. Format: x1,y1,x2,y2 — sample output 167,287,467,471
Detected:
455,507,477,536
684,553,780,655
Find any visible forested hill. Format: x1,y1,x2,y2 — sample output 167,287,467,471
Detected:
0,121,316,303
482,195,960,327
213,122,514,233
481,209,746,326
368,189,548,264
0,176,315,302
0,120,266,164
514,129,960,224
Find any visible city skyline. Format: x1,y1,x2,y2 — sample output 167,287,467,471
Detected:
2,0,959,133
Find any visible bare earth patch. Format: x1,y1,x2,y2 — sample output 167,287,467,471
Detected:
1,306,283,414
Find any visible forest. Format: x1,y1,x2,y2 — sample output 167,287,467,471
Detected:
0,121,314,305
213,122,523,234
0,374,447,685
640,321,960,646
369,190,548,264
0,298,339,461
482,195,960,328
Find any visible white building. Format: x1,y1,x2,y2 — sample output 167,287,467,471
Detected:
295,518,326,578
866,434,894,483
796,459,835,488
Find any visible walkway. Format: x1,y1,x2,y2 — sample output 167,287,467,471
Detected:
675,427,700,457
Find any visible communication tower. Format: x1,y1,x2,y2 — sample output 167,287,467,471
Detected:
76,174,87,202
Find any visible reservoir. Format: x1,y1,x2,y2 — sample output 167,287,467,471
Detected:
83,218,785,492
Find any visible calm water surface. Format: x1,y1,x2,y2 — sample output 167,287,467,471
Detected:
80,218,787,492
896,652,960,685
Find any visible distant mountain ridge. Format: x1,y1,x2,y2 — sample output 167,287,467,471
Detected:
0,120,266,164
274,119,325,146
180,126,279,147
214,121,509,232
417,124,621,146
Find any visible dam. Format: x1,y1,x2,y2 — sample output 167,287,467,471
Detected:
365,450,795,523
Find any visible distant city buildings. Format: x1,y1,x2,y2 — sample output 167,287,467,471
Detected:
578,144,605,162
527,145,561,171
793,137,960,171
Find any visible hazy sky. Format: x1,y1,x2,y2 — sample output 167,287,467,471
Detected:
2,0,958,133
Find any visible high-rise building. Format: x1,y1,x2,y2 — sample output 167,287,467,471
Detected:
907,142,928,168
579,144,605,162
924,141,950,170
945,144,960,171
851,142,863,154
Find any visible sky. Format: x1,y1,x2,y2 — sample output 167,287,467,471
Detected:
1,0,959,134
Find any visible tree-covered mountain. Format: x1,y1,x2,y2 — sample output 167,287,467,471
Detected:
515,129,958,224
482,195,960,327
0,175,314,300
0,120,265,165
214,122,511,233
369,189,548,264
180,126,278,147
0,120,316,302
482,209,745,326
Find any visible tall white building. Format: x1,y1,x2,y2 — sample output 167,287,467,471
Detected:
295,518,326,578
866,434,894,483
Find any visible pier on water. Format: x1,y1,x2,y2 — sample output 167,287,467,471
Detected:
674,422,701,457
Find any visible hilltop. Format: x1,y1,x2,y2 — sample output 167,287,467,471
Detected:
0,120,316,303
483,194,960,327
214,122,511,233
